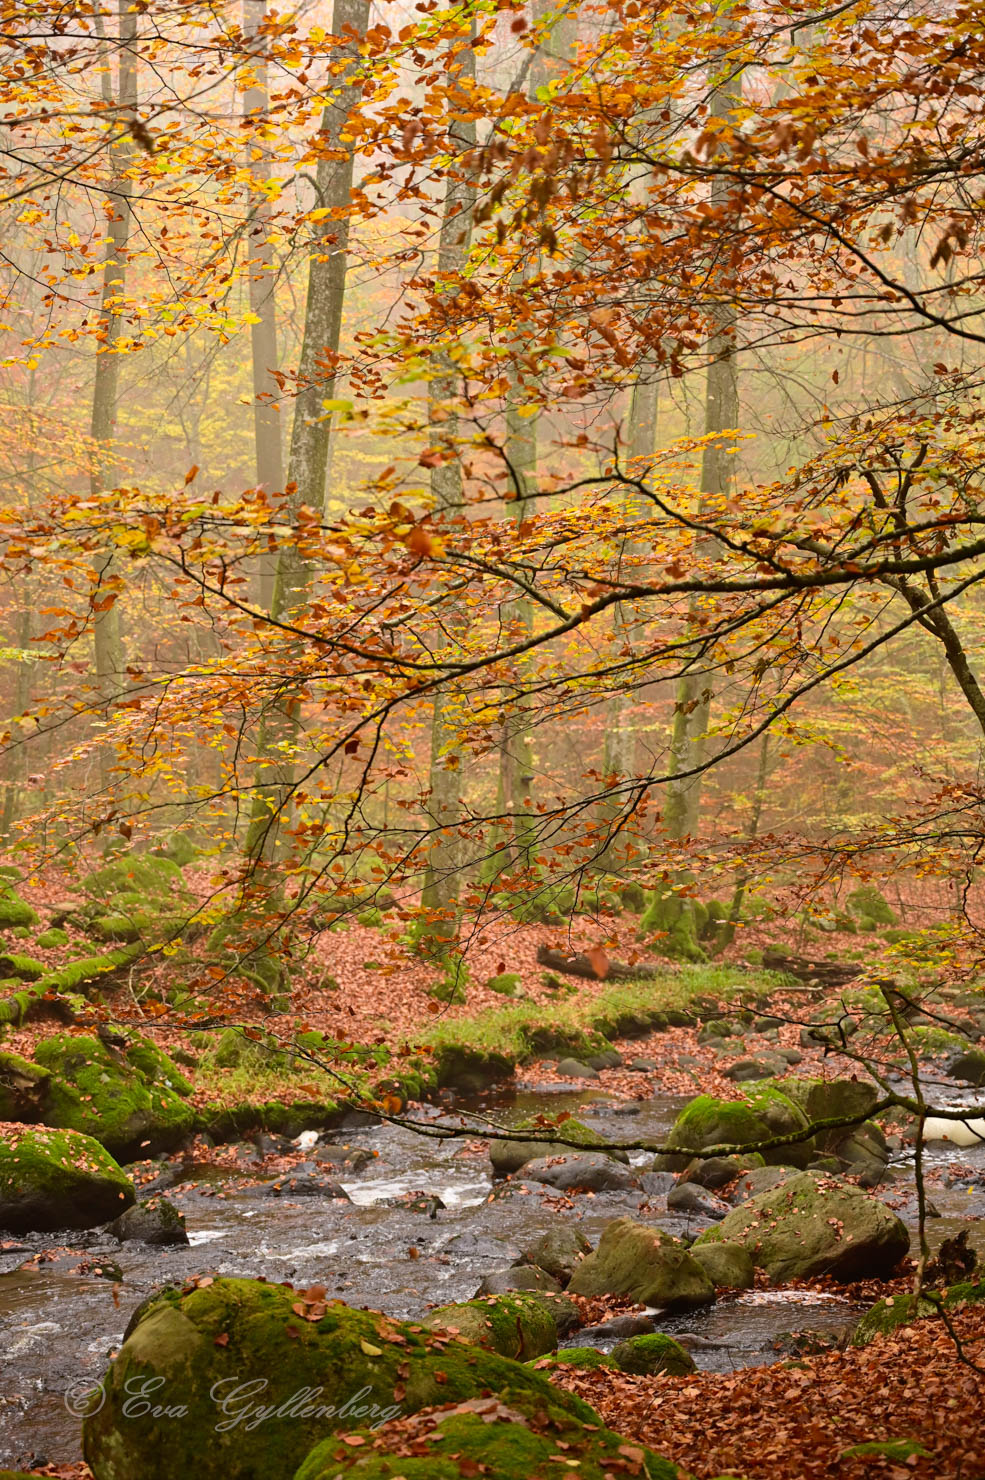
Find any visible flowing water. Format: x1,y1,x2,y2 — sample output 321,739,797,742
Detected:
1,1085,983,1468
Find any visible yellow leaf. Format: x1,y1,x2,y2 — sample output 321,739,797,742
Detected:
359,1338,382,1356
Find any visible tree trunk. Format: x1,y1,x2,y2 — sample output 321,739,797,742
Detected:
420,19,477,929
90,0,137,795
243,0,284,613
246,0,367,864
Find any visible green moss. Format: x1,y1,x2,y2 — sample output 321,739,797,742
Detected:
0,952,45,980
82,1278,599,1480
610,1333,696,1377
568,1218,715,1309
485,972,522,996
852,1278,985,1347
656,1086,811,1171
89,853,187,898
36,927,70,949
294,1396,679,1480
0,1048,51,1120
840,1439,929,1462
0,889,38,929
427,1295,558,1360
32,1033,195,1156
528,1347,617,1372
0,1124,134,1231
846,885,897,929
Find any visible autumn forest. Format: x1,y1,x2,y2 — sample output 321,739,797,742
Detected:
2,1,985,1477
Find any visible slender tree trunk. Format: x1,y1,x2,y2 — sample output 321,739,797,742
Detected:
664,70,741,842
243,0,284,613
247,0,367,863
420,15,477,927
90,0,137,794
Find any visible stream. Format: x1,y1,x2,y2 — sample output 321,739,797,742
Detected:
2,1083,984,1469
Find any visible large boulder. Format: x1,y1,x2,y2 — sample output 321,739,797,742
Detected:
490,1118,626,1176
32,1032,195,1157
610,1332,696,1376
82,1278,597,1480
517,1227,591,1285
567,1218,715,1309
696,1171,909,1282
689,1241,755,1289
294,1392,680,1480
653,1087,812,1172
522,1153,640,1194
947,1049,985,1087
0,1125,134,1232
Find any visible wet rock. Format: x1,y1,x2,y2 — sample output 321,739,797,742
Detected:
678,1154,765,1190
82,1277,593,1480
523,1153,641,1194
627,1057,659,1072
381,1191,445,1215
724,1054,790,1082
311,1143,377,1172
110,1196,188,1245
653,1086,812,1173
640,1170,677,1196
577,1313,655,1341
0,1125,134,1232
517,1226,592,1285
265,1171,352,1200
697,1170,909,1282
730,1165,798,1202
689,1240,755,1289
610,1331,696,1376
554,1057,599,1079
666,1182,730,1220
567,1217,715,1309
476,1265,562,1296
946,1048,985,1087
490,1118,625,1176
253,1131,292,1157
612,1102,642,1116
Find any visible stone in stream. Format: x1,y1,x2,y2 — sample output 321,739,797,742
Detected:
293,1390,679,1480
730,1165,796,1202
576,1313,655,1342
689,1240,755,1289
610,1331,697,1376
83,1277,599,1480
522,1152,641,1194
0,1125,134,1232
109,1196,188,1246
723,1054,790,1082
666,1181,730,1220
516,1226,592,1285
946,1048,985,1086
554,1057,599,1079
264,1168,352,1200
489,1117,626,1176
696,1170,910,1282
678,1153,765,1190
311,1143,378,1172
476,1266,563,1296
653,1085,812,1172
567,1217,715,1309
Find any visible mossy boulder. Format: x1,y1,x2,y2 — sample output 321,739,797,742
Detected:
490,1117,625,1176
654,1087,812,1172
567,1218,715,1309
845,885,897,930
0,887,38,929
82,1278,596,1480
689,1241,755,1289
0,1049,51,1121
0,1125,134,1231
852,1278,985,1347
427,1294,558,1360
36,926,70,949
610,1333,696,1377
33,1032,195,1157
431,1042,515,1095
528,1347,618,1372
89,853,188,899
485,972,522,996
517,1227,591,1285
293,1393,679,1480
696,1171,909,1282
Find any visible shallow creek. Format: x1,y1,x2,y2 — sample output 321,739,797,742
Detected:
1,1084,983,1468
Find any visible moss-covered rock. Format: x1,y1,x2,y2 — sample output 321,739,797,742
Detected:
654,1087,812,1172
528,1347,617,1372
610,1333,696,1377
430,1042,515,1095
490,1117,624,1176
485,972,522,996
293,1393,679,1480
639,888,707,963
696,1171,909,1282
33,1033,195,1157
689,1240,755,1289
0,1124,134,1231
0,887,38,929
89,853,188,899
845,885,897,930
36,926,70,949
517,1227,591,1285
0,1048,51,1121
851,1278,985,1347
567,1218,715,1309
427,1294,558,1360
82,1278,597,1480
